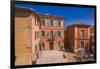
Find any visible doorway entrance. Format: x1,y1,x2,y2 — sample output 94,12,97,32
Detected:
49,42,54,50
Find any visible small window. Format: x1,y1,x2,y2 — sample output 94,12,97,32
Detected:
48,19,53,26
50,20,53,26
81,40,84,48
48,19,50,26
50,31,53,39
58,21,61,27
58,42,61,49
41,31,45,37
80,29,84,39
41,19,45,26
58,31,62,37
55,20,58,27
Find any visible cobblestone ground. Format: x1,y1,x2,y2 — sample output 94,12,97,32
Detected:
37,50,67,64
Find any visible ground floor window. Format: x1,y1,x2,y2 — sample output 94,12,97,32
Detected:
58,31,62,37
41,31,45,37
58,42,61,50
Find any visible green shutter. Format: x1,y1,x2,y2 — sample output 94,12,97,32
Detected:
58,42,61,49
60,32,62,37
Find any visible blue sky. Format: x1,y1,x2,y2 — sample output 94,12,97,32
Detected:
15,4,95,27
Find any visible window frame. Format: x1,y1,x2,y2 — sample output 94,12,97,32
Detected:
41,19,45,26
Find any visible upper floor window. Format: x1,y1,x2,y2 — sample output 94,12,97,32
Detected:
54,20,58,27
80,29,84,39
50,20,53,26
58,21,61,27
48,19,53,26
50,31,53,39
58,31,62,37
41,31,45,37
41,19,45,26
81,40,84,48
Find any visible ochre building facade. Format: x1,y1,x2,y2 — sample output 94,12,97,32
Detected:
15,7,40,66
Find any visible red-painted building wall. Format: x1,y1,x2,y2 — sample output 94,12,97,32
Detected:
38,14,64,51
